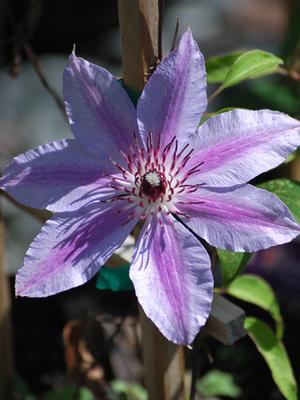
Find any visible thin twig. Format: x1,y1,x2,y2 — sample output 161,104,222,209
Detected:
207,84,224,103
214,287,226,295
23,42,67,118
4,0,67,118
170,17,179,52
277,66,300,81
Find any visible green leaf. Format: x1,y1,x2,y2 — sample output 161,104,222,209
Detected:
223,50,283,88
119,79,141,106
14,376,36,400
196,369,241,398
245,318,297,400
43,386,94,400
206,52,243,83
215,181,295,287
207,107,238,115
96,265,134,292
78,388,94,400
201,107,238,124
111,379,147,400
257,179,300,223
285,148,300,165
227,274,283,338
217,249,251,287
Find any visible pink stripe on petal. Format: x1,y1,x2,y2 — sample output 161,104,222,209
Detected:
187,109,300,187
137,29,207,149
176,184,300,252
16,203,139,297
130,214,213,345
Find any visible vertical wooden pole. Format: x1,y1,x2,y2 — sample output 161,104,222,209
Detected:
118,2,186,399
0,202,14,400
139,308,186,400
118,0,162,92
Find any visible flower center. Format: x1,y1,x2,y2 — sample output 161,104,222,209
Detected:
106,132,205,222
140,169,167,201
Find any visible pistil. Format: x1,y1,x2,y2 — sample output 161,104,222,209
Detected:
140,169,167,202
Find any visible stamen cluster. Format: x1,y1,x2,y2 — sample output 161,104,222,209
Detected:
107,133,205,221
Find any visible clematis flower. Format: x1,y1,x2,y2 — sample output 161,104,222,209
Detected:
1,30,300,345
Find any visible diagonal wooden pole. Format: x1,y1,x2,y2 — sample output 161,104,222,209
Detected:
118,1,186,399
0,202,14,400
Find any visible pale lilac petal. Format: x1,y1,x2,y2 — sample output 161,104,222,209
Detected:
187,109,300,187
176,184,300,252
0,139,118,212
130,214,213,345
16,203,139,297
63,54,140,159
137,29,207,148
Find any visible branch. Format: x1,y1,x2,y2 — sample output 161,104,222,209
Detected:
23,42,67,118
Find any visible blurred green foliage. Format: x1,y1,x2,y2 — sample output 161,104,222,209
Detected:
109,380,147,400
196,369,241,398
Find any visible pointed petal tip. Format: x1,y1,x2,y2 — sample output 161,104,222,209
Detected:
15,277,24,298
15,290,25,298
186,26,193,36
136,275,213,346
15,271,29,298
67,51,77,65
180,27,194,46
0,176,5,189
137,299,209,346
137,25,206,148
178,184,300,253
193,109,300,187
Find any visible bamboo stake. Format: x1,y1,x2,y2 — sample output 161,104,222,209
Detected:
289,158,300,181
118,0,162,92
0,202,14,400
118,1,186,399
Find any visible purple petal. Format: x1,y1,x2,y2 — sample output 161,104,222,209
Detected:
63,53,140,160
0,139,118,212
137,29,207,149
176,184,300,252
130,214,213,345
16,202,139,297
187,109,300,187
